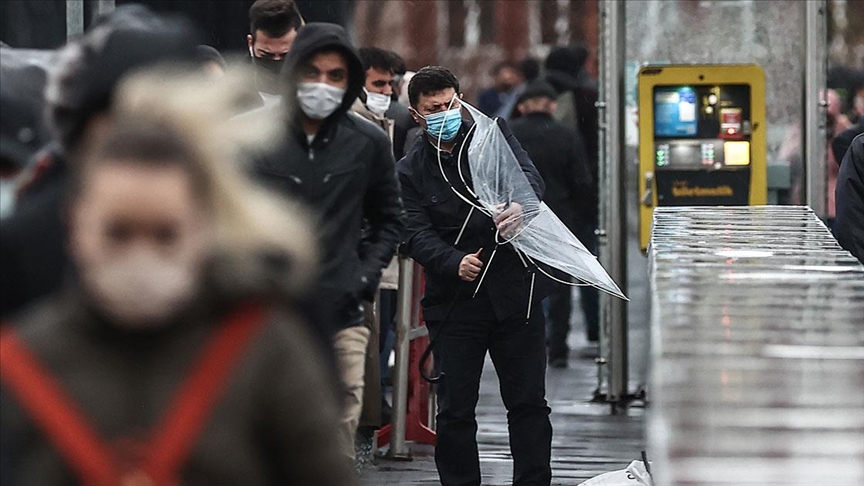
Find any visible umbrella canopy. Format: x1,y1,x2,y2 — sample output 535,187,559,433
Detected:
446,99,627,300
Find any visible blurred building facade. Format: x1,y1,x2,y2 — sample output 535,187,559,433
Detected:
352,0,600,104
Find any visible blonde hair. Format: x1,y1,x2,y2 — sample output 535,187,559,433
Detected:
97,65,317,292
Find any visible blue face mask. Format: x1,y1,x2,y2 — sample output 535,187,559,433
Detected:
423,107,462,142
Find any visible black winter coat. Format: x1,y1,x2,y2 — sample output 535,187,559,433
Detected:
835,133,864,264
397,119,548,322
253,24,403,330
509,112,595,229
0,146,69,319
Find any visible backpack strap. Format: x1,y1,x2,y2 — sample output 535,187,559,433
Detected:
0,327,119,485
143,303,267,483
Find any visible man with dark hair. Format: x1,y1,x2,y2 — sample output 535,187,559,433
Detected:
399,65,553,486
247,0,303,101
253,23,403,465
476,61,523,116
509,80,597,368
353,47,396,140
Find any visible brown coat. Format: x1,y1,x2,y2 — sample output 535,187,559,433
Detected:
0,278,353,485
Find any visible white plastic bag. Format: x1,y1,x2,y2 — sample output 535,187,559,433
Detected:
577,460,653,486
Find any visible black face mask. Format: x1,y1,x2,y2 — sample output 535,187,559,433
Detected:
252,56,285,76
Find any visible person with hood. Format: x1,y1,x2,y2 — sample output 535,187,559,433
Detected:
252,23,403,462
398,66,552,486
509,80,597,367
835,133,864,263
0,67,353,485
0,6,201,319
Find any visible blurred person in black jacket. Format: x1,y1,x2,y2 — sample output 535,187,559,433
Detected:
509,80,598,367
0,6,201,319
0,45,52,219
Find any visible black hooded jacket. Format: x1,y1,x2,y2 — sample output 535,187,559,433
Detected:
835,133,864,263
253,24,403,330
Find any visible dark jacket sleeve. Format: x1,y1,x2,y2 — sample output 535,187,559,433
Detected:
832,122,864,167
497,117,545,200
835,134,864,264
398,167,466,277
358,136,405,299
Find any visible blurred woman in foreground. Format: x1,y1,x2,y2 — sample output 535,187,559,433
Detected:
0,68,353,485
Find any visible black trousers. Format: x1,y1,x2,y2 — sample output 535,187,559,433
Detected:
428,306,553,486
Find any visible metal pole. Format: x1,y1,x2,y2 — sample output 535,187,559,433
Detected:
598,0,628,403
804,0,827,217
66,0,84,40
387,257,414,459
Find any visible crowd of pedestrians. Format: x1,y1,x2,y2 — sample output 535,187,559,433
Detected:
3,1,860,485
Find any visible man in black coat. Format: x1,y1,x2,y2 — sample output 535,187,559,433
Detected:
252,23,403,462
510,81,598,367
835,133,864,263
398,66,552,486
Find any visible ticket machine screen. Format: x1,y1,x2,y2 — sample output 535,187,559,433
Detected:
654,87,698,137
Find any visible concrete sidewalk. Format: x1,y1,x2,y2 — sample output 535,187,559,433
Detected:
359,343,646,485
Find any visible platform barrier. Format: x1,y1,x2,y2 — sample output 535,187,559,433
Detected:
376,257,436,459
648,206,864,485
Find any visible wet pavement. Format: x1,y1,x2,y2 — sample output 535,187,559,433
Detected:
359,338,647,485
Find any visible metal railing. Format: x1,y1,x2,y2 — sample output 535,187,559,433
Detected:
386,256,414,459
648,206,864,485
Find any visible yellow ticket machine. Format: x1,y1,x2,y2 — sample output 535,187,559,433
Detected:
638,64,767,251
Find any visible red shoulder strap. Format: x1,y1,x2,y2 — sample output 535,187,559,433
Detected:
143,303,267,482
0,327,119,485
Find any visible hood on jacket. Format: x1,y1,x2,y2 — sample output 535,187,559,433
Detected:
280,23,364,125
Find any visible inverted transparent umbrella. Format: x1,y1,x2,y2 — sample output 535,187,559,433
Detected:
439,99,627,301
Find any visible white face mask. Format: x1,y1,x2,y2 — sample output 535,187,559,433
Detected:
81,248,204,329
296,82,345,120
0,179,18,220
363,88,392,116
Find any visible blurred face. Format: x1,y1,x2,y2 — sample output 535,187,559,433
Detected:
247,29,296,61
365,67,394,96
70,163,213,327
827,89,842,118
517,97,556,116
495,67,522,92
298,51,349,90
410,87,460,127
